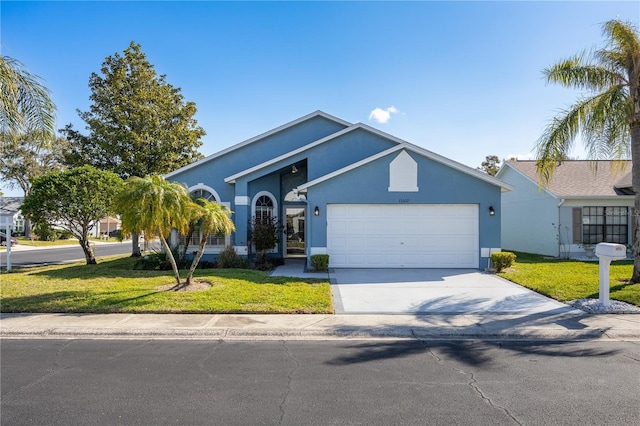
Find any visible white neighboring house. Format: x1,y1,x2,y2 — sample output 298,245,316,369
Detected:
0,197,25,235
93,216,121,238
496,160,634,258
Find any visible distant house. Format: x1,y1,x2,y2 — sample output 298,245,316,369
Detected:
496,160,633,258
0,197,25,234
166,111,512,269
94,216,121,238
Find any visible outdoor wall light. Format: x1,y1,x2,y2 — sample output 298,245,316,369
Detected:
489,206,495,216
291,165,298,174
314,206,320,216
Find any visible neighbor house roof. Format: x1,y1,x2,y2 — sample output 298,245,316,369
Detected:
0,197,24,216
501,160,633,197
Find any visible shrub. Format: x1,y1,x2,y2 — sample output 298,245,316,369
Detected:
134,247,183,270
58,230,74,240
491,251,516,272
33,222,58,241
218,245,249,269
250,216,279,265
311,254,330,271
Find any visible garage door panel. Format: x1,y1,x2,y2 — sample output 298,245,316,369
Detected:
327,204,479,268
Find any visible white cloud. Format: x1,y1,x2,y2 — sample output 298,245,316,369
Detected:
369,106,398,124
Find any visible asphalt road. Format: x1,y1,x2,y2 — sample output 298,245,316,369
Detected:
0,241,159,267
1,339,638,425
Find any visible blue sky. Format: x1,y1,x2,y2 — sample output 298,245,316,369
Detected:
1,1,638,196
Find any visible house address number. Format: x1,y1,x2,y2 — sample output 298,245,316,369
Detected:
398,198,410,203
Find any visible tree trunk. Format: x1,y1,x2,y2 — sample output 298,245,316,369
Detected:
79,237,97,265
179,225,195,264
159,233,181,286
24,218,31,238
130,233,141,257
186,233,208,286
631,125,640,282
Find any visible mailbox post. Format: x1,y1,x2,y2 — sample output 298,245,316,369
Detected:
595,243,627,307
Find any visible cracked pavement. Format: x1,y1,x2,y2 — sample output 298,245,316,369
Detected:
2,339,638,425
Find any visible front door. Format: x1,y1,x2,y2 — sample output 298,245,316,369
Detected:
285,206,305,257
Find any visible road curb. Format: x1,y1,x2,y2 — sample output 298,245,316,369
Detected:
2,326,635,341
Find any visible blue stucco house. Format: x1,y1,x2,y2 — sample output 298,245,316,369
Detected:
166,111,511,269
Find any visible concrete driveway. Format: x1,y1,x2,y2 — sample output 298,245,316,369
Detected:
331,269,578,315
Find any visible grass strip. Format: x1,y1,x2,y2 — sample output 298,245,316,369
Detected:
498,251,640,306
1,255,333,314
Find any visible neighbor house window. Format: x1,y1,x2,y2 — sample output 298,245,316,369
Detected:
582,206,628,244
14,215,24,233
179,188,225,247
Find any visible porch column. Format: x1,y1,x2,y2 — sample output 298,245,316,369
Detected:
233,181,251,255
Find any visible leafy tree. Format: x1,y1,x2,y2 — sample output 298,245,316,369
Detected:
477,155,501,176
185,199,235,286
535,19,640,281
116,175,196,286
61,41,205,257
0,56,56,141
0,133,68,196
0,133,69,236
21,166,123,264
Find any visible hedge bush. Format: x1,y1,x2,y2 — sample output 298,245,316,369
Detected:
310,254,330,271
218,245,249,269
491,251,516,272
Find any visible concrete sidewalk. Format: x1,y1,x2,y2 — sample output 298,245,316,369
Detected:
2,311,639,340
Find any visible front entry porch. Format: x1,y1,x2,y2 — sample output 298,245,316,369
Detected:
285,206,306,258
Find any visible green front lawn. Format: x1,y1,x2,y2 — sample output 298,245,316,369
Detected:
0,237,115,250
0,255,333,314
498,251,640,306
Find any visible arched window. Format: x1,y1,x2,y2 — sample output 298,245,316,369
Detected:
191,188,217,201
254,194,275,224
180,186,225,247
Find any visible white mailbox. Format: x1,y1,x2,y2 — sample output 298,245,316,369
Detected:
595,243,626,260
595,242,627,307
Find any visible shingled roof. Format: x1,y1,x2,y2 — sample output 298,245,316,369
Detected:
504,160,633,197
0,197,24,216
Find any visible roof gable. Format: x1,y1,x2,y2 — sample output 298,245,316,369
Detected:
500,160,632,197
298,142,513,192
165,110,351,179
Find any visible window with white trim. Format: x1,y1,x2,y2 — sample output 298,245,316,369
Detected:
582,206,628,245
255,195,275,225
179,188,225,247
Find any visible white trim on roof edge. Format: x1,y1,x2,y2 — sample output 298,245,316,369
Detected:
225,124,361,183
224,120,511,191
496,162,558,199
165,110,351,178
297,142,513,192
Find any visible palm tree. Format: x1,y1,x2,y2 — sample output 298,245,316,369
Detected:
185,199,235,286
536,19,640,281
117,175,196,286
0,56,56,141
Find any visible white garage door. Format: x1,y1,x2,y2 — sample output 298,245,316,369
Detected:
327,204,479,268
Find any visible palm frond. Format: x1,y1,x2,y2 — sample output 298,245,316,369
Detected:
543,52,624,92
0,56,56,140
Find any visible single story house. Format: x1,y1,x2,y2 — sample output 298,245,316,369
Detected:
496,159,634,258
0,197,25,234
166,111,512,269
93,216,121,238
